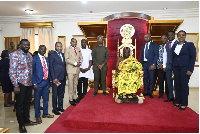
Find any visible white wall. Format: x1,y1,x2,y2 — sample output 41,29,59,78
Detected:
0,17,199,87
0,23,21,51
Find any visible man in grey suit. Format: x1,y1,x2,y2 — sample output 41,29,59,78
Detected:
92,35,109,96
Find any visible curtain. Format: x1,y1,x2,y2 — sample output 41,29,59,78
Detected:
38,27,53,57
22,28,35,54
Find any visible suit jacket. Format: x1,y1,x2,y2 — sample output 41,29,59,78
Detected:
32,55,51,85
172,41,196,72
49,51,67,81
140,42,159,67
64,46,83,74
165,40,179,70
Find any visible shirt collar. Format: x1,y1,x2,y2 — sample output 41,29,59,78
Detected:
38,53,44,58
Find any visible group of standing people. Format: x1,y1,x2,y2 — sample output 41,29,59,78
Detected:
0,35,109,133
141,30,196,111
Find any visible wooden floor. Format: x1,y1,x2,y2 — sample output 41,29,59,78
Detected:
0,86,198,133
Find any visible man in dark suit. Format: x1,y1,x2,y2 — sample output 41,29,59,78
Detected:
163,30,179,102
33,45,54,124
140,33,159,98
92,35,109,96
49,42,67,115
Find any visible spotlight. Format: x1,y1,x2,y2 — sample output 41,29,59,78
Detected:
25,9,34,14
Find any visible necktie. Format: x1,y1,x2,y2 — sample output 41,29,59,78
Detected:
145,43,148,59
169,42,172,50
42,57,48,80
58,53,63,62
74,47,77,55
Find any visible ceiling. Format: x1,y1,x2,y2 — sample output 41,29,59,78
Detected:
0,1,198,23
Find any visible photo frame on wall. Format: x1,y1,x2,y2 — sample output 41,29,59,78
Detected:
4,36,21,50
175,33,199,62
57,36,66,52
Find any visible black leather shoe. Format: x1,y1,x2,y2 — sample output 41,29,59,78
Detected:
92,92,98,97
52,110,61,115
103,92,108,96
57,108,65,112
73,99,80,103
173,104,180,107
19,126,27,133
159,95,163,99
143,93,149,96
164,98,174,102
149,94,154,98
69,101,76,106
25,121,37,126
179,107,186,110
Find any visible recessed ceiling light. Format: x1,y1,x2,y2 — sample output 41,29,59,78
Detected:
25,9,34,14
81,1,87,4
163,7,167,10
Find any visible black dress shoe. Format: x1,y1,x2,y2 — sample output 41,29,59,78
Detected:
73,99,80,103
92,92,98,97
103,92,108,96
19,126,27,133
69,101,76,106
143,93,149,96
173,104,180,107
164,98,174,102
159,95,163,99
179,107,186,110
149,94,154,98
57,108,65,112
52,110,61,115
25,120,37,126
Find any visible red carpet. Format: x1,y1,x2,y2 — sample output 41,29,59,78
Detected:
45,89,199,133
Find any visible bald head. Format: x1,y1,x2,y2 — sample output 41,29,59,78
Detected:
144,33,151,43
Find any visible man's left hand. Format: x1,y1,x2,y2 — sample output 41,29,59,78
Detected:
186,71,192,76
150,65,155,70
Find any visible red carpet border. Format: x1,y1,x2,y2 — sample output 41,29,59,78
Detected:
45,89,199,133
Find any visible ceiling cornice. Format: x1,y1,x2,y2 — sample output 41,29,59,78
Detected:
0,8,198,24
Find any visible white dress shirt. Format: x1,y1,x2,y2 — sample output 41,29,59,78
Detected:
174,44,183,55
143,41,151,61
79,48,92,79
163,39,177,68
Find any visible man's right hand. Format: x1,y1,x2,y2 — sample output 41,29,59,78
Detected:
163,68,167,72
14,87,20,94
33,84,38,91
53,78,59,85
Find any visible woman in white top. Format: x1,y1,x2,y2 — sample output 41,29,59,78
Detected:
171,30,196,110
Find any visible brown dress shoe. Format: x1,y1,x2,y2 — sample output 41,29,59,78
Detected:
42,114,54,118
36,117,42,124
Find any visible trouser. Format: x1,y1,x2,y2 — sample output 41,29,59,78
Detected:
158,68,169,97
174,66,190,106
94,69,107,92
68,73,79,101
77,77,88,98
143,62,155,94
166,69,174,99
15,83,32,127
52,79,65,111
34,80,50,118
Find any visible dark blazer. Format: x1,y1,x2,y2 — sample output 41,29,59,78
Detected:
49,51,67,81
172,41,196,72
32,55,51,85
165,40,179,70
140,42,159,67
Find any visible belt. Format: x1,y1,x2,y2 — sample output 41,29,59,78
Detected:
143,61,148,63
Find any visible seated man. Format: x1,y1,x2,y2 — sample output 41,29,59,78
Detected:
115,48,143,100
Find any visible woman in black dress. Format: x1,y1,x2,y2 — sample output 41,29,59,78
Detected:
0,50,14,107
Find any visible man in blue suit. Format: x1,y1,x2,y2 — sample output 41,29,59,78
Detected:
49,42,67,115
140,33,159,98
33,45,54,124
163,30,179,102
